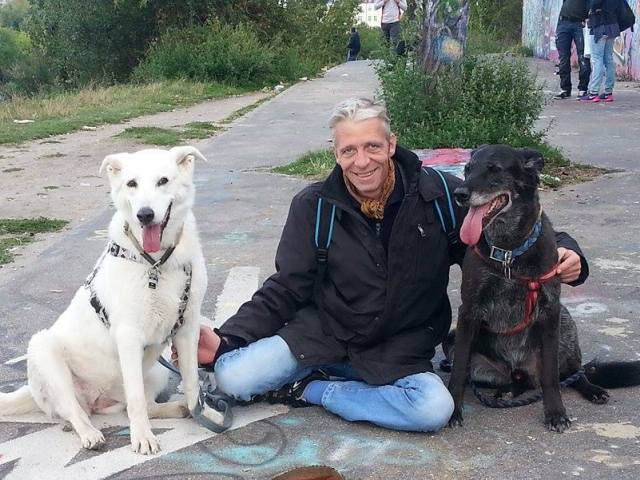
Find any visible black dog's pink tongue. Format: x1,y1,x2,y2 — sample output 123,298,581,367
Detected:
460,203,492,246
142,224,162,252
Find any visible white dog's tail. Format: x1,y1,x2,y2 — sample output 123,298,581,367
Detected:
0,385,39,415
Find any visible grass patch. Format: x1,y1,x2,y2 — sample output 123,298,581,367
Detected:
117,121,221,146
0,80,248,145
220,96,272,124
272,149,336,179
0,217,68,264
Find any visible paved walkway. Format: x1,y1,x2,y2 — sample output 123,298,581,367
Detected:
1,60,639,479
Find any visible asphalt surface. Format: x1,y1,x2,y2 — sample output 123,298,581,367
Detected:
1,59,639,479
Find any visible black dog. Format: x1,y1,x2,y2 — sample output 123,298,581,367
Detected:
446,145,640,432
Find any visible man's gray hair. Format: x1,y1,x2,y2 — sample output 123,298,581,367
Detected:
328,98,391,140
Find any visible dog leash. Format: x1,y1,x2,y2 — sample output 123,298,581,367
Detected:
157,355,234,433
472,246,559,336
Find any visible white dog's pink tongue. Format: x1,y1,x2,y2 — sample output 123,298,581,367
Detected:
142,224,162,252
460,203,492,246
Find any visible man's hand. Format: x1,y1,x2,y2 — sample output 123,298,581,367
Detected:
171,325,221,367
556,247,581,284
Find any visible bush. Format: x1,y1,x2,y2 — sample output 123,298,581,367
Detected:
0,27,30,83
356,24,386,60
378,54,545,149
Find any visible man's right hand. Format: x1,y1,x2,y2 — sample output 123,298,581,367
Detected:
171,325,221,367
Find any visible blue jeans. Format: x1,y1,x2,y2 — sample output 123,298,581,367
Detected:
588,36,616,95
555,19,591,93
215,335,454,432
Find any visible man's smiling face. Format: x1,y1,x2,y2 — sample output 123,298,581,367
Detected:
334,117,397,200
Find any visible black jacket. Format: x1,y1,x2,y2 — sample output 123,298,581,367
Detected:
347,31,361,52
560,0,589,21
588,0,622,29
218,146,588,385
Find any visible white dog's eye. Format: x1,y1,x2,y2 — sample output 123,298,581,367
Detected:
126,179,137,188
157,177,169,186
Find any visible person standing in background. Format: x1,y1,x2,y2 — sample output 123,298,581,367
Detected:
553,0,591,99
374,0,407,52
347,27,361,61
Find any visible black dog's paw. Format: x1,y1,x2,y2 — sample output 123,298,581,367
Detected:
448,409,464,428
544,411,571,433
588,386,610,405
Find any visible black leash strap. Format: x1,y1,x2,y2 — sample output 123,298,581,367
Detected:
157,356,233,433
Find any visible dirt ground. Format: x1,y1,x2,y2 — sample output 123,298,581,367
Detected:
0,91,270,277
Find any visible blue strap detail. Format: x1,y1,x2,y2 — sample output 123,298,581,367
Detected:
486,219,543,264
433,198,446,233
431,168,457,229
315,198,336,249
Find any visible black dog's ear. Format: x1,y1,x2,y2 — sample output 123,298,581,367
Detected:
471,144,490,158
519,148,544,173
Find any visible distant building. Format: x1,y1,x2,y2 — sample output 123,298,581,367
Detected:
356,1,382,28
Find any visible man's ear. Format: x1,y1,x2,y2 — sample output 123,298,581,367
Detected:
170,146,208,172
388,133,397,158
99,154,124,176
519,148,544,173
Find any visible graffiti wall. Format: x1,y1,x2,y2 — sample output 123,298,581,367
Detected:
522,0,640,80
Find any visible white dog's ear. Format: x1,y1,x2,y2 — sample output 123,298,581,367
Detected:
100,154,124,176
170,146,208,171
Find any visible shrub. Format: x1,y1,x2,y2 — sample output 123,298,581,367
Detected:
0,27,30,83
378,54,545,149
357,24,386,60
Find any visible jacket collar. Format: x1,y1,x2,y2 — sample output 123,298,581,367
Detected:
319,144,423,208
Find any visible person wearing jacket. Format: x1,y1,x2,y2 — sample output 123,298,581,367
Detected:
374,0,407,52
582,0,634,101
553,0,591,99
183,98,588,433
347,27,361,61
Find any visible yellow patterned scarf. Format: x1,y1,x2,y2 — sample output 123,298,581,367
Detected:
343,159,396,220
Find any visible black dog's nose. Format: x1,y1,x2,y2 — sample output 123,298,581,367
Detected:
453,187,470,204
136,207,155,226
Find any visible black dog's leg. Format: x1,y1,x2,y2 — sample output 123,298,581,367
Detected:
447,305,480,427
540,307,571,432
570,375,609,404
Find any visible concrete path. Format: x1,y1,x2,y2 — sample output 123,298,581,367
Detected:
1,59,639,479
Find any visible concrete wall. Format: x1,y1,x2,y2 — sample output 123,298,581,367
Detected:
523,0,640,80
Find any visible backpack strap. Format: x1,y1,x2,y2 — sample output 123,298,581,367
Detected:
314,197,337,276
422,167,458,247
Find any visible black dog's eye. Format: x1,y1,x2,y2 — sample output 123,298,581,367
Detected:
488,163,503,173
126,179,137,188
157,177,169,186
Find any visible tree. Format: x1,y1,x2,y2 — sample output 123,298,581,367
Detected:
418,0,470,74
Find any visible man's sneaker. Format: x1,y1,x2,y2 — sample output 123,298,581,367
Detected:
553,90,571,99
263,370,330,408
594,93,614,103
578,92,599,101
576,91,589,100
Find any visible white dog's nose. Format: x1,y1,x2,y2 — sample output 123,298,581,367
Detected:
137,207,155,226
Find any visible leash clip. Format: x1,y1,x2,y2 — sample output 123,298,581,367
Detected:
148,265,160,289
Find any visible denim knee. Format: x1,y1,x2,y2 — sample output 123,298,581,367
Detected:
214,349,256,400
400,372,454,432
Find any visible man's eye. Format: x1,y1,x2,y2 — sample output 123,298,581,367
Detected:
366,144,381,152
126,179,137,188
157,177,169,186
341,148,356,157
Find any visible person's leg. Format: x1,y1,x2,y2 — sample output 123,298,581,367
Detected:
381,22,391,43
214,335,313,401
555,22,573,96
587,36,606,95
317,372,454,432
389,22,402,53
573,24,590,93
603,37,616,95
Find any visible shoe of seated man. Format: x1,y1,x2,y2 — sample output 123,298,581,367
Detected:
263,370,331,408
553,90,571,99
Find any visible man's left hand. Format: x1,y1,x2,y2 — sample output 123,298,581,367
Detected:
556,247,581,284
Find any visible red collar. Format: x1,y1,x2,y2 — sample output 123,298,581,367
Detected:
472,246,559,336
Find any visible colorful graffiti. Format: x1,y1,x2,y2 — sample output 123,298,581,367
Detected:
523,0,640,80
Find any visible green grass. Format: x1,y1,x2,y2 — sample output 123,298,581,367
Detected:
116,121,222,146
272,149,336,178
0,80,248,145
220,95,272,124
0,217,68,264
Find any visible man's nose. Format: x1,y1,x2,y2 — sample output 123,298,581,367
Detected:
353,148,369,167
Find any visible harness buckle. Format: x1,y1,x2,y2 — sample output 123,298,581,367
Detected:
148,266,160,289
316,248,328,265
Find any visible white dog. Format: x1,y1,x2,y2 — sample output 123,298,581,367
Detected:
0,146,212,454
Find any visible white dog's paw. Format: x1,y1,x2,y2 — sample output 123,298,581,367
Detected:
130,426,160,455
79,426,106,450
